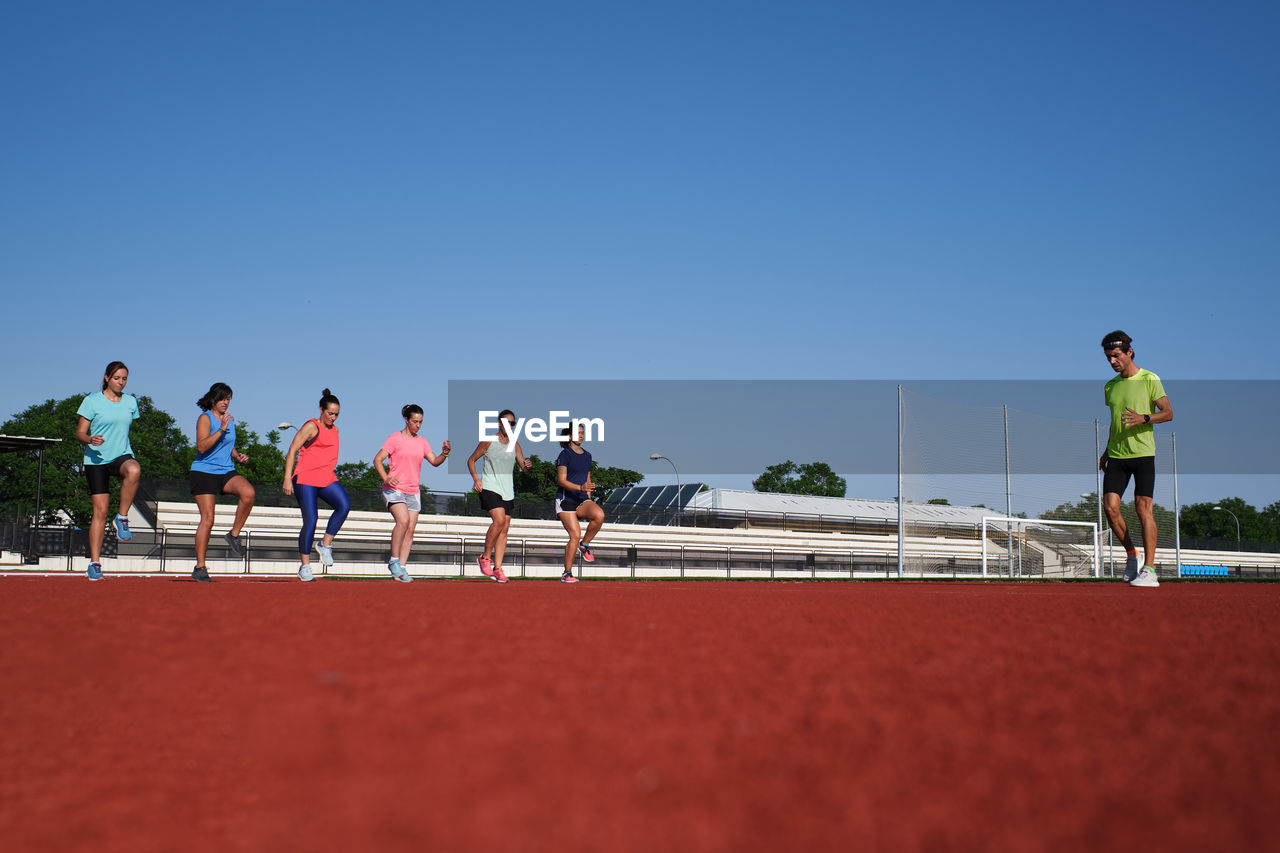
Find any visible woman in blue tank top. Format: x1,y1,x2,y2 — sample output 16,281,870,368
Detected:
188,382,256,582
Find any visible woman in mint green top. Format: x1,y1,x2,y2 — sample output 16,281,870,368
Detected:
465,409,533,582
481,440,516,501
74,361,142,581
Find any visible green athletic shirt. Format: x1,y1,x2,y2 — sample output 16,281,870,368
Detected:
1104,368,1166,458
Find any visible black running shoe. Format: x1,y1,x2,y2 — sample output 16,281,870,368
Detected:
192,565,212,582
223,531,245,556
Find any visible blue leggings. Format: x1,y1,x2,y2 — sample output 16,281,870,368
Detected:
294,481,351,555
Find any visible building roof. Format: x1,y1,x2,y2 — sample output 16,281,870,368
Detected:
688,488,993,524
0,434,63,453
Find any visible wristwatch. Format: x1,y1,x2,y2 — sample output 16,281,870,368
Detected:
1143,414,1151,424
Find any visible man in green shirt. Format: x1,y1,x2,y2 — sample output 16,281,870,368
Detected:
1100,330,1173,588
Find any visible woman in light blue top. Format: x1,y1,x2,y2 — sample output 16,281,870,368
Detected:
465,409,532,583
75,361,141,580
188,382,256,582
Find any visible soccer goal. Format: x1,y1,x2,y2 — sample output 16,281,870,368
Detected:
981,516,1100,579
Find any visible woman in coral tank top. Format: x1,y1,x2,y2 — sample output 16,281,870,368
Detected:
282,389,350,582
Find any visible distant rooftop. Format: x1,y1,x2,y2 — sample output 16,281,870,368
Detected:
688,488,993,524
0,434,63,453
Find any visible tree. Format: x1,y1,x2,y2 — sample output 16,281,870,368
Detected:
1264,501,1280,543
589,461,643,496
230,423,286,485
1043,492,1176,535
927,498,951,506
1041,494,1098,523
513,454,642,502
752,461,846,498
334,461,385,492
0,394,190,526
1180,497,1272,543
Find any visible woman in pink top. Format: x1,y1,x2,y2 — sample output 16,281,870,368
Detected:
373,403,450,582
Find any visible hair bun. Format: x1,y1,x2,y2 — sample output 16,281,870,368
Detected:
322,388,332,396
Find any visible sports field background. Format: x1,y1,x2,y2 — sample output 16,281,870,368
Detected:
2,578,1276,851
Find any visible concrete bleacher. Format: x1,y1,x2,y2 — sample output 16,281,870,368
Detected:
14,498,1278,581
17,499,985,580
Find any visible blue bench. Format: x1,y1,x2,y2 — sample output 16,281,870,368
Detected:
1179,564,1230,577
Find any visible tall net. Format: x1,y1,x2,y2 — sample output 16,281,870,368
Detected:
899,388,1166,578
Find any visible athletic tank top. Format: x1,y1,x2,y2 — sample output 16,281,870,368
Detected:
294,418,338,487
480,439,517,501
555,446,592,501
191,412,236,475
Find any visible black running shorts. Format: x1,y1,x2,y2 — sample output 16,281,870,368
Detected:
1103,455,1156,499
85,455,135,496
189,470,238,496
479,489,514,515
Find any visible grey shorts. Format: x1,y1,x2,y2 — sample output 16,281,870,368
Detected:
382,487,422,512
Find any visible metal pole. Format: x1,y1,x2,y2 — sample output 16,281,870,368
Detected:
1004,405,1013,569
30,447,45,561
981,518,988,578
1095,420,1106,576
897,385,904,579
1172,433,1181,576
649,455,681,527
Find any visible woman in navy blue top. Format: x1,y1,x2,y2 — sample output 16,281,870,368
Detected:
555,423,605,583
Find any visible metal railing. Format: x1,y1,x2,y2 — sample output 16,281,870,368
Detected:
8,520,1279,580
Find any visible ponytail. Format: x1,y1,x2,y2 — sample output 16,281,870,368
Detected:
197,382,233,411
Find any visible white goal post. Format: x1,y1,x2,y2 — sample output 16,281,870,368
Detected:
981,516,1100,579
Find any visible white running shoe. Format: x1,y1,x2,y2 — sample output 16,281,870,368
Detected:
1129,567,1160,588
316,544,334,567
298,564,316,582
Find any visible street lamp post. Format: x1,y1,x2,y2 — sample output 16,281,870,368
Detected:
649,453,682,527
1212,506,1241,551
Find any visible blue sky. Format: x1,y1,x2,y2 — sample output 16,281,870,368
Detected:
2,1,1277,509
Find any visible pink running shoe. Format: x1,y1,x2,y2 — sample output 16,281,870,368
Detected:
561,570,579,584
478,556,494,577
577,544,595,563
493,567,509,583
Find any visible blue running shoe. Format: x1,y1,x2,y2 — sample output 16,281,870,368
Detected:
1123,554,1139,583
298,564,315,582
388,557,403,579
316,544,334,567
113,515,131,541
87,561,103,581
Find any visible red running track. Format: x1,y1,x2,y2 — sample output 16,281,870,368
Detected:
1,577,1277,852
